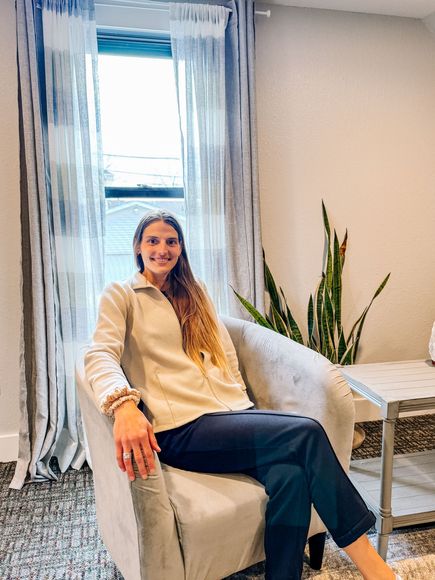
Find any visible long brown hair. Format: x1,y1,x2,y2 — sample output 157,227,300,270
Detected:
133,210,231,375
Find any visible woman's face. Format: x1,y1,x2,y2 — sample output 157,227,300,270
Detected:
137,220,182,287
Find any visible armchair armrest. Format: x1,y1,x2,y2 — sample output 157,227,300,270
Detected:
76,348,184,580
221,317,355,471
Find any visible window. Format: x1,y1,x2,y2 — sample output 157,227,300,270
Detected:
97,31,184,284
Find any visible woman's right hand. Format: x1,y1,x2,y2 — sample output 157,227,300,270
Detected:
113,400,161,481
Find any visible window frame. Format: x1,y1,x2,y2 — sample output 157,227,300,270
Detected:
97,29,184,201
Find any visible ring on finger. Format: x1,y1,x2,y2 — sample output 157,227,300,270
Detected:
123,451,132,461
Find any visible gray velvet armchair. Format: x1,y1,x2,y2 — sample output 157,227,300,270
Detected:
76,316,355,580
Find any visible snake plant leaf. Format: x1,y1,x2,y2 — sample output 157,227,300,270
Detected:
332,231,342,333
325,246,333,291
324,286,335,349
307,294,314,343
265,313,275,327
372,272,391,299
351,273,391,360
270,301,291,338
231,288,274,331
315,275,326,352
322,199,331,239
321,292,334,361
264,254,281,314
322,202,334,290
280,287,304,343
337,328,347,363
340,341,356,365
346,273,390,345
308,292,318,351
346,306,367,345
352,308,370,363
286,306,304,343
309,337,320,352
315,275,325,318
309,336,319,352
340,229,348,269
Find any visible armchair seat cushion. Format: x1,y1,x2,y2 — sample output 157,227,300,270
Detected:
163,466,265,580
162,465,323,580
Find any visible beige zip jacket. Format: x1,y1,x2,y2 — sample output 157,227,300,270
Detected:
85,272,253,433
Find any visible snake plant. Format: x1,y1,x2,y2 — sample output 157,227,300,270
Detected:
233,202,390,365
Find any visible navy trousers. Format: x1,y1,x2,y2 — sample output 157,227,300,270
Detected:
156,410,375,580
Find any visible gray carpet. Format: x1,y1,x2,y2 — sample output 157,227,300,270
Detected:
1,415,434,579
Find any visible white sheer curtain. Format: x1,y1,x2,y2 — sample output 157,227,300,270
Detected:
12,0,104,488
170,3,231,313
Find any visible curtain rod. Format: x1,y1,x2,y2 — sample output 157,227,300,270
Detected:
95,1,271,17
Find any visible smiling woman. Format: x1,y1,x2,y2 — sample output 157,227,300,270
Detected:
84,208,398,580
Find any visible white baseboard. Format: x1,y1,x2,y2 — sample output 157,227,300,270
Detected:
0,433,18,462
353,392,435,423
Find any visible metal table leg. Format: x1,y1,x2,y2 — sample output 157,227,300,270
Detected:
377,416,396,560
376,531,390,561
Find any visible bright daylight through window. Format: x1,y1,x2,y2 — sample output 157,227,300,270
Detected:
98,35,184,285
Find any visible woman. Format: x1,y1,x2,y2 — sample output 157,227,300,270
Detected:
85,210,398,580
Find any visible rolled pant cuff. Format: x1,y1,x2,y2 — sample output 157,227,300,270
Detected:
333,510,376,548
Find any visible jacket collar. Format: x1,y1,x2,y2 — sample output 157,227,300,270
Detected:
131,271,160,291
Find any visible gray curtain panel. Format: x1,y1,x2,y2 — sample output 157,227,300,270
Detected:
11,0,105,489
12,0,55,489
170,0,264,316
224,0,264,315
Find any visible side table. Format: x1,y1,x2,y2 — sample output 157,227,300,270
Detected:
342,359,435,560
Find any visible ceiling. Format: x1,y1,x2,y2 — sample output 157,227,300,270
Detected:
263,1,435,19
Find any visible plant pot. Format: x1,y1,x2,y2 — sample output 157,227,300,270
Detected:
352,424,366,450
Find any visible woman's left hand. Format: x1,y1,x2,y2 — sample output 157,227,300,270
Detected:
113,400,161,481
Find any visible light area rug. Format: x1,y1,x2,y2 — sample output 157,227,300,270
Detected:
226,524,435,579
301,531,435,579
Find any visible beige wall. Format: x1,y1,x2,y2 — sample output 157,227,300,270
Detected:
0,0,21,458
256,5,435,363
